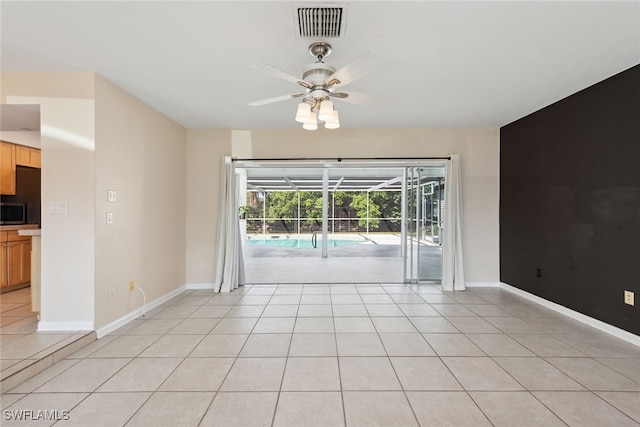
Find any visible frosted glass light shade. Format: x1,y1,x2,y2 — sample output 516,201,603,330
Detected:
325,110,340,129
295,102,311,123
302,111,318,130
318,100,334,121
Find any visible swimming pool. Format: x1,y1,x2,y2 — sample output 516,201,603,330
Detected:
246,237,363,249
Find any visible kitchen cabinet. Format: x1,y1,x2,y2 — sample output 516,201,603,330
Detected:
15,145,41,168
1,141,41,195
0,230,31,288
1,142,17,195
0,239,6,288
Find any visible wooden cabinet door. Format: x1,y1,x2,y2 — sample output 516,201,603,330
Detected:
15,145,31,165
15,145,41,168
7,240,31,286
0,244,7,288
30,150,42,168
1,142,17,195
22,240,31,282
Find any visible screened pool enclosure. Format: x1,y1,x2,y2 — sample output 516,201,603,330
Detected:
233,161,449,284
244,179,443,244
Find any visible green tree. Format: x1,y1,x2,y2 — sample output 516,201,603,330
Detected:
350,192,381,229
332,191,352,220
265,192,297,219
371,191,401,232
299,192,323,226
246,189,402,233
246,192,264,218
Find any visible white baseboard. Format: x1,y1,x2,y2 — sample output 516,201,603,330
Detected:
95,285,187,338
37,321,94,332
187,283,216,290
465,281,502,287
500,282,640,347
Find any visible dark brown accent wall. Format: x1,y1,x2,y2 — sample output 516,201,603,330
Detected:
500,65,640,335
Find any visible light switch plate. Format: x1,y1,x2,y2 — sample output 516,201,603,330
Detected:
106,212,113,224
108,190,117,202
50,201,69,214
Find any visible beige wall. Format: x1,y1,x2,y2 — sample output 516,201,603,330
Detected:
94,76,187,329
2,70,499,333
2,72,188,330
186,128,500,284
185,129,232,285
2,72,97,328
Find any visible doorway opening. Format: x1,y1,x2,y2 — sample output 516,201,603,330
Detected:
235,160,445,284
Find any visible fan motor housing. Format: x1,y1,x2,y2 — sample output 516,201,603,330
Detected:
302,62,336,86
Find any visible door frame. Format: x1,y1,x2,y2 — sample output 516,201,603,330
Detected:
234,157,449,284
402,165,446,284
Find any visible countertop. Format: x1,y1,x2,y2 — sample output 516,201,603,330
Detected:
0,224,40,232
18,229,41,236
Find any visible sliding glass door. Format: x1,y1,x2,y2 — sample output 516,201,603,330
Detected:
403,166,444,283
238,160,443,284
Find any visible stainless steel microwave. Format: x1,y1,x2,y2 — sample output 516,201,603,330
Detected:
0,203,26,225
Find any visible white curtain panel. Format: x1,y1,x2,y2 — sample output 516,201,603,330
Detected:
442,154,466,291
213,156,246,292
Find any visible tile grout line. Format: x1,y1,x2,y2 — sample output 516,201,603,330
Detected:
194,283,256,427
270,282,297,427
366,283,423,426
96,293,200,424
3,284,639,426
125,287,243,426
334,281,356,427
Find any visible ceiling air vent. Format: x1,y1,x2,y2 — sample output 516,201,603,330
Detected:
293,4,347,38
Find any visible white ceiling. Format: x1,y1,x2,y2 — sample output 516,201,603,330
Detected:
1,1,638,130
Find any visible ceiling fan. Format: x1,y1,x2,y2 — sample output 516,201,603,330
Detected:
248,42,385,130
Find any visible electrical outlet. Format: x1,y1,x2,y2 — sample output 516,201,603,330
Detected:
108,288,115,300
129,281,135,292
624,290,634,306
536,268,541,278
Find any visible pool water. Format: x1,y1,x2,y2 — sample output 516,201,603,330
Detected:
246,237,362,249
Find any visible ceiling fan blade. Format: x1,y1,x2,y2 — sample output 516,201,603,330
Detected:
248,93,306,107
327,51,381,89
331,91,389,107
252,63,313,89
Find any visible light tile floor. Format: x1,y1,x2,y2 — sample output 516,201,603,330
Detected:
1,283,639,426
0,288,91,388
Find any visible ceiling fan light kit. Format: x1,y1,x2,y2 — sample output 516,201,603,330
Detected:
249,41,383,130
295,102,311,123
296,97,339,130
324,110,340,129
318,99,335,121
302,111,318,130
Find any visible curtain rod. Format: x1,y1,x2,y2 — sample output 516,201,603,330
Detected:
232,156,451,162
